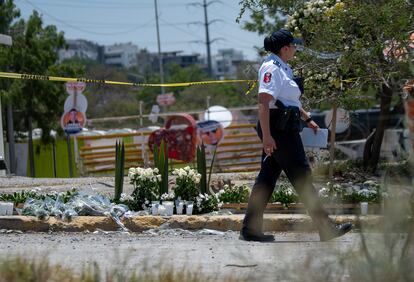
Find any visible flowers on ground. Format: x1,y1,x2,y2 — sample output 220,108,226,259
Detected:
195,193,221,214
271,183,299,207
319,180,383,203
171,166,221,214
128,167,161,211
172,166,201,203
217,184,250,203
161,191,175,201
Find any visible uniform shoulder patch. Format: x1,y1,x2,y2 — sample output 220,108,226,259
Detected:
263,72,272,83
273,60,281,67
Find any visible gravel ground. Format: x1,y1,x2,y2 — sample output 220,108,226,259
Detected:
0,173,258,196
0,176,121,196
0,230,364,281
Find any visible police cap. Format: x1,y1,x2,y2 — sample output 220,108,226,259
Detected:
264,29,303,53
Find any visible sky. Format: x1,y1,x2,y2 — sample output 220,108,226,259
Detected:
14,0,264,61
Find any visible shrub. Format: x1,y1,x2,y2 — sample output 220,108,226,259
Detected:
271,183,299,207
195,193,221,214
319,180,383,204
217,184,250,203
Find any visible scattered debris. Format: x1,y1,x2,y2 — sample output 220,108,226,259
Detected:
225,264,258,268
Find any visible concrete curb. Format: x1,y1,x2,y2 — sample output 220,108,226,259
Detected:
0,214,387,232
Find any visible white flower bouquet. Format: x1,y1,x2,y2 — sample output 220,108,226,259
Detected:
128,167,161,211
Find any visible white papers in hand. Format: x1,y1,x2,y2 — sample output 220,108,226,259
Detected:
300,128,328,148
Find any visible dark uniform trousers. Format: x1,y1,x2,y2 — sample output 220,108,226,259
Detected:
242,110,331,235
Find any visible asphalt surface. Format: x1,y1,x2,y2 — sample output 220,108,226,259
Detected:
0,230,366,281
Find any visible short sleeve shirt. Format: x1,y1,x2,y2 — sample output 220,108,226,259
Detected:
258,54,302,108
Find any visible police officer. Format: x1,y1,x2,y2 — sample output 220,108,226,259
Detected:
240,29,352,242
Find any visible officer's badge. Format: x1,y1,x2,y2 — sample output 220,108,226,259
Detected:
263,72,272,83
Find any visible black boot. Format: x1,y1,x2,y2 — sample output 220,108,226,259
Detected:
319,222,353,241
239,229,275,242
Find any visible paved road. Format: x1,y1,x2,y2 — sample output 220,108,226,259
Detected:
0,231,367,281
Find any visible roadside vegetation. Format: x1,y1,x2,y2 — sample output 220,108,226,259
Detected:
0,256,242,282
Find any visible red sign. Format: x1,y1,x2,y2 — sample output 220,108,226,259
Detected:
156,93,175,106
65,82,86,95
148,114,197,162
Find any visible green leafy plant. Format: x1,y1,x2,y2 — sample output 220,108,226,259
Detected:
217,184,250,203
196,144,207,194
196,143,217,195
153,140,169,197
114,141,125,203
0,191,38,205
0,188,78,206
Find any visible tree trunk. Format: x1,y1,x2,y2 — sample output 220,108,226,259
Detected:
363,84,393,172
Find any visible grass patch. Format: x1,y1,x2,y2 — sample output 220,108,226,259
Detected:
0,255,243,282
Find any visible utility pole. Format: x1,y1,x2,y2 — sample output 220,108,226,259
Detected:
154,0,165,95
190,0,222,78
203,0,212,77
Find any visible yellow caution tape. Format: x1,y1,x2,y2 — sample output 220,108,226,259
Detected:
1,71,399,90
2,71,382,97
0,71,257,88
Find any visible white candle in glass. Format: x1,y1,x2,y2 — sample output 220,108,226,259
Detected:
164,201,174,216
186,202,194,215
6,203,13,215
176,202,184,215
157,204,167,216
0,203,6,216
151,202,159,215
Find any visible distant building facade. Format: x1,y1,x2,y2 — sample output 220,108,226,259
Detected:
58,39,103,62
148,51,201,73
58,39,249,78
104,43,138,68
213,49,244,79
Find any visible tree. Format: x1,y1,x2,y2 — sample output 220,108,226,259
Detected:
0,0,19,33
0,3,84,176
82,64,139,120
138,62,256,113
239,0,413,172
0,0,20,173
